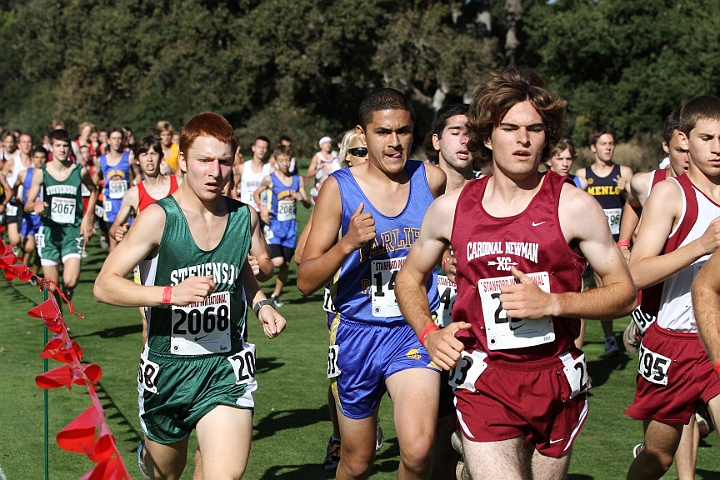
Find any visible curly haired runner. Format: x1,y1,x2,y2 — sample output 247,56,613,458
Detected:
395,66,636,480
94,112,286,480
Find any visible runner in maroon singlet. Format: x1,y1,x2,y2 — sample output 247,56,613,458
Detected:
396,66,636,480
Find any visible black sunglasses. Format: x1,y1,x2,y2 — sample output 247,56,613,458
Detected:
348,147,368,157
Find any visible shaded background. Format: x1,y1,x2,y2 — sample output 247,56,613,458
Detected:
0,0,717,168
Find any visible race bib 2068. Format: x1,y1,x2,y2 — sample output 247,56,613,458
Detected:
171,291,232,355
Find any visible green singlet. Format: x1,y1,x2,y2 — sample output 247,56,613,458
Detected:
137,195,257,444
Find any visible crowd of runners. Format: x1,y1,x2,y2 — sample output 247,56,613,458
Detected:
3,66,720,480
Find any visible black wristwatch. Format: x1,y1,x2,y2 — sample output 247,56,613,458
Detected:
253,299,274,317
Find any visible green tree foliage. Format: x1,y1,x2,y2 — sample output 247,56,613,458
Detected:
524,0,720,146
0,0,498,156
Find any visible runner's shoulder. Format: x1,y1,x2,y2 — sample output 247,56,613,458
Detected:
630,171,652,195
559,182,605,218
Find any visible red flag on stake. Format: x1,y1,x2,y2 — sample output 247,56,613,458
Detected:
36,364,74,390
56,406,102,454
40,337,83,363
79,457,128,480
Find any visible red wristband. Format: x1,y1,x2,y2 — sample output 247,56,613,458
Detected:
162,286,173,305
442,257,451,272
419,324,440,346
617,240,631,248
714,359,720,378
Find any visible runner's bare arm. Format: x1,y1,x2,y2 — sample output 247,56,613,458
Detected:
617,201,638,261
248,207,273,282
91,164,102,188
94,204,216,309
239,253,286,339
253,176,272,224
24,168,44,214
501,184,636,320
617,172,652,259
629,180,720,289
424,163,447,198
294,209,314,265
618,165,634,197
109,186,139,242
306,154,320,178
396,191,469,370
296,180,311,208
298,177,373,294
0,172,12,198
692,252,720,363
12,170,25,197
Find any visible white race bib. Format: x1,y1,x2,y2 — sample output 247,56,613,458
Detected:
631,306,656,336
327,345,341,378
479,271,555,350
227,343,256,385
35,233,45,249
5,204,18,217
604,208,622,235
560,352,589,398
371,257,406,317
277,199,296,221
81,183,91,198
94,204,104,218
323,286,336,313
171,291,232,355
103,200,112,214
50,197,76,224
138,351,160,394
436,275,457,327
638,344,670,386
448,350,488,392
108,179,127,199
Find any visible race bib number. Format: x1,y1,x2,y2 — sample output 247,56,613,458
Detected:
631,306,656,336
448,350,488,392
560,352,589,398
108,179,127,199
436,275,457,327
277,199,296,221
81,183,91,198
170,292,232,355
371,257,405,317
323,286,336,313
138,353,160,394
5,204,18,217
35,233,45,249
94,204,104,218
604,208,622,236
103,200,112,214
227,343,256,385
479,272,555,350
50,197,76,224
327,345,341,378
638,344,670,386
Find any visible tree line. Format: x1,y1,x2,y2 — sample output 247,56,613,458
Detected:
0,0,717,157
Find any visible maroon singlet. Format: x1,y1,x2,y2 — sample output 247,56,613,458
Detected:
451,171,586,362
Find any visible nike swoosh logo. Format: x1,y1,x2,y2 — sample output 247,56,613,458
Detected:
509,322,525,331
194,335,209,341
549,439,564,444
532,221,545,227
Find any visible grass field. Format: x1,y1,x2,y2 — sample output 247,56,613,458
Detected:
1,203,720,479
